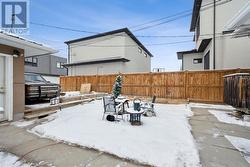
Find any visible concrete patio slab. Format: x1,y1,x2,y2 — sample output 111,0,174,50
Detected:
0,124,148,167
190,108,250,167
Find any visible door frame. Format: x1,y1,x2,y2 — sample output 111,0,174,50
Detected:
0,53,13,121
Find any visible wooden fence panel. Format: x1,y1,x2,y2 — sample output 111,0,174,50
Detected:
152,73,166,98
60,69,250,103
165,72,185,99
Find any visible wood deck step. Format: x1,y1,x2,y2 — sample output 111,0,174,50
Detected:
24,98,95,119
24,110,57,120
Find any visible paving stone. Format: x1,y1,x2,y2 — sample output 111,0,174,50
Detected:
191,108,250,167
0,124,147,167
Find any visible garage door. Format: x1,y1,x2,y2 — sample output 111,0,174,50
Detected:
0,56,5,120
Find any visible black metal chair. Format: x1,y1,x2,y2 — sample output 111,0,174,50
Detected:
102,96,123,120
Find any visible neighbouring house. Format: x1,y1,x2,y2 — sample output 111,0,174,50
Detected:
25,54,67,84
64,28,153,76
0,32,57,122
177,0,250,71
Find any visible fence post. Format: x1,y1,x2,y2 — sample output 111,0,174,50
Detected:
184,70,187,99
150,72,153,97
95,74,99,92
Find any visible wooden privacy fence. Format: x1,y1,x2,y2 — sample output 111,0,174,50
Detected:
60,69,250,103
224,74,250,109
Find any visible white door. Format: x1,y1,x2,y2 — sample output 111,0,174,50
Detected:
0,56,6,120
0,53,13,121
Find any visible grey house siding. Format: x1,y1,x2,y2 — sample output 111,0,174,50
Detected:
50,55,68,76
25,55,67,76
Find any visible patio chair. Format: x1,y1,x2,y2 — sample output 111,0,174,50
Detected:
141,96,156,116
102,96,124,121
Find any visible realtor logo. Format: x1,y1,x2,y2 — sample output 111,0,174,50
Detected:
0,0,29,34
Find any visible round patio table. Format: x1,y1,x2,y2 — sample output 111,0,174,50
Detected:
127,109,144,126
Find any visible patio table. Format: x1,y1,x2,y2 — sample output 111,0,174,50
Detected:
127,109,144,125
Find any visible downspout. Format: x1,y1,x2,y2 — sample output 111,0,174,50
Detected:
213,0,216,69
49,55,52,75
67,44,70,76
182,56,184,70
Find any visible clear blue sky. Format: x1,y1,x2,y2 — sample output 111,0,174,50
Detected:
25,0,195,71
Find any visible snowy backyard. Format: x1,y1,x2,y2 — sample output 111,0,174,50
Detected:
0,152,31,167
5,97,250,167
29,100,201,167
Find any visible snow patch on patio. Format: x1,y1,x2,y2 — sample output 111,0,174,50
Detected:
225,135,250,164
209,110,250,127
0,152,31,167
11,120,36,127
26,102,51,110
31,100,200,167
62,91,81,97
189,103,235,111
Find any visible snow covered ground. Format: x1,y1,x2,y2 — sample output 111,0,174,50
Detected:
225,135,250,164
209,110,250,127
0,152,30,167
26,102,51,110
31,100,201,167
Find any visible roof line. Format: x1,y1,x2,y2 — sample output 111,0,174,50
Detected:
64,28,153,57
64,57,130,67
177,49,201,59
190,0,202,32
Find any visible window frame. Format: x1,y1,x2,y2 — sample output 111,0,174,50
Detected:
193,58,202,64
57,62,65,69
25,57,38,66
138,47,142,53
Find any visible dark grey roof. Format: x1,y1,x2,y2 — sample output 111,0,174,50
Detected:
177,49,200,59
190,0,202,32
198,38,212,52
177,38,212,59
65,28,153,57
63,57,130,67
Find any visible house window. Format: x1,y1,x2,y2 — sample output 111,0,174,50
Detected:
144,52,147,57
138,47,142,53
57,62,65,69
193,58,202,64
56,62,61,68
25,57,38,66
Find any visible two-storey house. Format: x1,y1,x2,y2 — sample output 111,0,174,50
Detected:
65,28,153,76
177,0,250,71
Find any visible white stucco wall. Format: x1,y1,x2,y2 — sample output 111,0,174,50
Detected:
68,62,124,76
182,53,204,71
124,34,151,73
195,0,250,70
68,32,152,75
69,32,126,63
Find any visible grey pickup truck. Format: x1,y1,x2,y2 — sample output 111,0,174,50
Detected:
25,73,60,102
